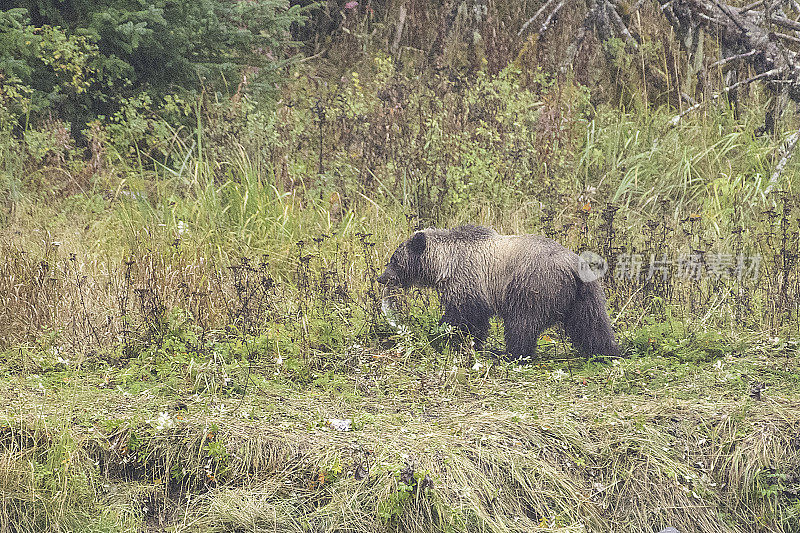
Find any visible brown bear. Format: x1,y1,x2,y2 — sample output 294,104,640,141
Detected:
377,225,619,359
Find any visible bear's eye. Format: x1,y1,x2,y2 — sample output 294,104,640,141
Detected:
388,257,405,277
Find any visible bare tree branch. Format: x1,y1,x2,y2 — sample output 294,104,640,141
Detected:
560,7,593,73
739,0,764,13
669,68,782,125
540,1,567,34
391,5,407,56
606,0,639,46
707,49,757,69
658,0,800,107
769,14,800,31
597,0,699,105
774,31,800,45
766,124,800,193
519,0,559,36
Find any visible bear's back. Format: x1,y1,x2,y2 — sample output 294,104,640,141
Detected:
500,233,578,263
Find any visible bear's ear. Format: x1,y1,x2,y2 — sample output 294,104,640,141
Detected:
407,231,427,255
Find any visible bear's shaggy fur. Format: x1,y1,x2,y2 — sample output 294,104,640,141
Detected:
377,225,619,358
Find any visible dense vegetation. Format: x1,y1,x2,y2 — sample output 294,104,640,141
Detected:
1,1,799,532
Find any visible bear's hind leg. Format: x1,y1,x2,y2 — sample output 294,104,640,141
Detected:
503,317,543,361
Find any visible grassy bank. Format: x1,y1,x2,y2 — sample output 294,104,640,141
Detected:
2,338,800,532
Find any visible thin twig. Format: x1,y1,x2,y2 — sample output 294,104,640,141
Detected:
720,67,780,90
774,31,800,45
766,124,800,193
771,14,800,31
708,49,758,69
669,102,703,126
697,12,723,23
539,1,566,34
606,0,638,47
681,91,698,106
518,0,558,36
739,0,764,13
391,5,407,55
713,0,748,32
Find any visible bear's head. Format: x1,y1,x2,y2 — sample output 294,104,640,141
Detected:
377,231,427,288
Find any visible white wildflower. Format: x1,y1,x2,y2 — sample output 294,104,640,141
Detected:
149,412,174,432
327,418,352,432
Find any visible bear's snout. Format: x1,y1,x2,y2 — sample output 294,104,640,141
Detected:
377,270,398,286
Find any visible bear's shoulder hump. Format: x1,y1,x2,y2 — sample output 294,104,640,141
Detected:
447,225,498,240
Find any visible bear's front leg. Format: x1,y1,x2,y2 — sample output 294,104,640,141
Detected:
440,301,491,351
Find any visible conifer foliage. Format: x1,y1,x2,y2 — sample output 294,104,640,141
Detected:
0,1,306,129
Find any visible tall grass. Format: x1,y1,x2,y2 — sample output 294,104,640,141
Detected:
1,68,798,353
1,55,799,533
